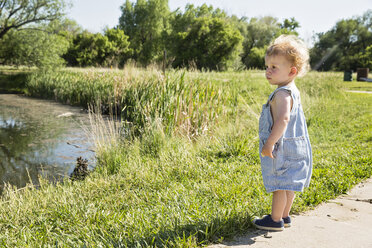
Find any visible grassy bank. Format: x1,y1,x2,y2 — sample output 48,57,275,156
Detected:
0,68,371,247
0,66,32,94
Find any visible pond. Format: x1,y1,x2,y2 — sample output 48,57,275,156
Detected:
0,94,96,193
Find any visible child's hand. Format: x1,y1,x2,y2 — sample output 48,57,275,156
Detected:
261,142,274,158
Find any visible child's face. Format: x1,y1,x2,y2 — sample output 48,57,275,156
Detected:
265,55,296,87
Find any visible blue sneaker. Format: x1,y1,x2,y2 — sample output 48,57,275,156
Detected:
283,216,291,227
253,215,284,231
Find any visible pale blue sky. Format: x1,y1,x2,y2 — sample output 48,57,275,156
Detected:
67,0,372,45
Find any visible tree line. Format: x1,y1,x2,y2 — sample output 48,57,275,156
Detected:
0,0,371,71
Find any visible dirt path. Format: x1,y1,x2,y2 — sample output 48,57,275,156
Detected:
209,177,372,248
346,90,372,94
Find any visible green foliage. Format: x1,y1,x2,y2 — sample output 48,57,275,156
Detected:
241,16,300,69
64,32,105,66
359,45,372,69
167,3,228,37
244,16,280,50
243,47,266,70
0,0,68,39
118,0,170,66
104,28,132,67
167,4,243,70
2,1,369,72
0,18,79,69
47,18,83,44
279,17,300,35
0,29,69,68
311,10,372,71
64,29,131,67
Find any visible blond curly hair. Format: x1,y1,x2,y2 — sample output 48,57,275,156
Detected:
266,35,310,77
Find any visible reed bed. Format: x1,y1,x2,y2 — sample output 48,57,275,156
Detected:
26,68,225,139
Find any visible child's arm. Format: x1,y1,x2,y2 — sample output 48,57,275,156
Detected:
261,90,292,158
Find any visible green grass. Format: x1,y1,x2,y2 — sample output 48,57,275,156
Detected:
342,81,372,92
0,70,29,94
342,72,372,92
0,68,371,247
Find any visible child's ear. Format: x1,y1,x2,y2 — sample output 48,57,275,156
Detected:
289,66,298,76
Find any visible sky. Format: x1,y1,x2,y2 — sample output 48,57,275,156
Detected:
67,0,372,46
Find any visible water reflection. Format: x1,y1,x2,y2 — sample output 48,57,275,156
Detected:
0,94,95,193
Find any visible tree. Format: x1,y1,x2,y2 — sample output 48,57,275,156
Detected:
0,0,67,39
169,17,242,70
241,16,279,69
0,18,80,68
166,4,242,70
0,28,69,68
224,15,249,70
47,18,83,43
279,17,300,35
103,28,132,67
359,45,372,69
64,31,108,67
168,3,227,39
118,0,170,66
64,29,131,67
243,47,266,69
310,10,372,71
241,16,301,69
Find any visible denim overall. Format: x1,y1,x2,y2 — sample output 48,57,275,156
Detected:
259,83,312,193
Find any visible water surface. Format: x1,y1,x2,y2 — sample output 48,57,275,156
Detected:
0,94,95,192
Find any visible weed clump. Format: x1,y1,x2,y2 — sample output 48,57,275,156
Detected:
70,157,89,181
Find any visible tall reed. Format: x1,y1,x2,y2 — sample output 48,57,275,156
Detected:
26,68,225,139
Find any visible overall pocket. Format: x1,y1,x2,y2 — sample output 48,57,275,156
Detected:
283,136,307,160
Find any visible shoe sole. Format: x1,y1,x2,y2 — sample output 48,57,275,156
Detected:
253,223,284,231
284,223,291,228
